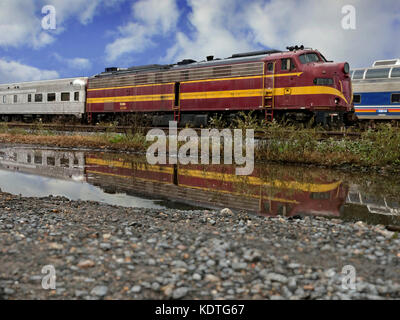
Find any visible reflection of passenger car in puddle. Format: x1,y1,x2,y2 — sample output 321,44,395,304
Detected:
85,155,347,217
347,185,400,216
0,147,85,181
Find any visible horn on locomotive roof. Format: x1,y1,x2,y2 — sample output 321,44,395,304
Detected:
286,45,305,51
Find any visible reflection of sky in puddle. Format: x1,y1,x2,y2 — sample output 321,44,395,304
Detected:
0,169,167,209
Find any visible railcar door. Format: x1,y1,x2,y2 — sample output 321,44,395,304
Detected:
279,58,297,108
264,61,275,108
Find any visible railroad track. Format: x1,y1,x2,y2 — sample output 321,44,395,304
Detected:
1,122,362,138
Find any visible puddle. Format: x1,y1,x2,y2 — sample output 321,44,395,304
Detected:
0,145,399,226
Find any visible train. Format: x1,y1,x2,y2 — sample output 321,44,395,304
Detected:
351,59,400,121
0,46,354,127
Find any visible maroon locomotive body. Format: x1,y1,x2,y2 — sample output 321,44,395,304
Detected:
87,47,353,126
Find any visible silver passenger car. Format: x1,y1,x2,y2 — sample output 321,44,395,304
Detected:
0,77,87,121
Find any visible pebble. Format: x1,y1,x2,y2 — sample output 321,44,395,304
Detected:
90,286,108,297
0,191,398,300
172,287,188,299
130,286,141,293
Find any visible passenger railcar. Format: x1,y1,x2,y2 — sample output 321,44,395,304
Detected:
87,47,353,126
0,77,87,122
351,59,400,120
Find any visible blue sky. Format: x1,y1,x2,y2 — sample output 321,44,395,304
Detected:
0,0,399,83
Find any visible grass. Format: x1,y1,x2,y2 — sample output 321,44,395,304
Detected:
1,118,400,171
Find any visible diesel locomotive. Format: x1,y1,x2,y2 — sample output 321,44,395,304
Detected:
0,46,354,127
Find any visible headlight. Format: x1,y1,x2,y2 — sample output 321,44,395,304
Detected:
343,63,350,74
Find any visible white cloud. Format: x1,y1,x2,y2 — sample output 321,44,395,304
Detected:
53,53,92,70
242,0,400,68
45,0,126,26
0,0,126,49
164,0,255,63
0,59,59,84
0,0,55,49
105,0,180,63
163,0,400,68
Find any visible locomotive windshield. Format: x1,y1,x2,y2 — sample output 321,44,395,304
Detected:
299,53,322,64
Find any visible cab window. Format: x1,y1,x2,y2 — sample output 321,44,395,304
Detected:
299,53,321,64
281,58,296,71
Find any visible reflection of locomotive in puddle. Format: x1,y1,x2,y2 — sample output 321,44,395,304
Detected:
85,155,347,217
0,147,85,181
1,148,399,224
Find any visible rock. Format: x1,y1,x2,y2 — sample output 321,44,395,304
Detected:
49,243,64,250
77,260,95,269
221,208,233,215
204,274,220,282
162,284,175,297
321,244,332,252
90,286,108,297
75,290,88,297
100,243,111,250
151,282,160,291
287,278,297,291
266,273,288,284
130,285,141,293
243,249,262,263
232,262,247,271
173,287,188,299
4,288,15,295
192,273,202,281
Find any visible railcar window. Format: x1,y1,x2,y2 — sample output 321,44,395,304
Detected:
74,92,79,101
2,96,5,103
310,192,331,200
47,93,56,102
353,94,361,104
267,62,274,72
314,78,334,85
391,94,400,104
391,68,400,78
365,68,390,79
35,94,43,102
353,70,365,80
28,94,32,103
299,53,321,64
34,155,42,164
61,92,70,101
47,157,55,166
13,95,17,103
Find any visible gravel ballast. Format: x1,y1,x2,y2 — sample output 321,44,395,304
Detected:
0,191,399,300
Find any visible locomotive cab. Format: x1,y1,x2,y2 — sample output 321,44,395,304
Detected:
289,50,354,126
